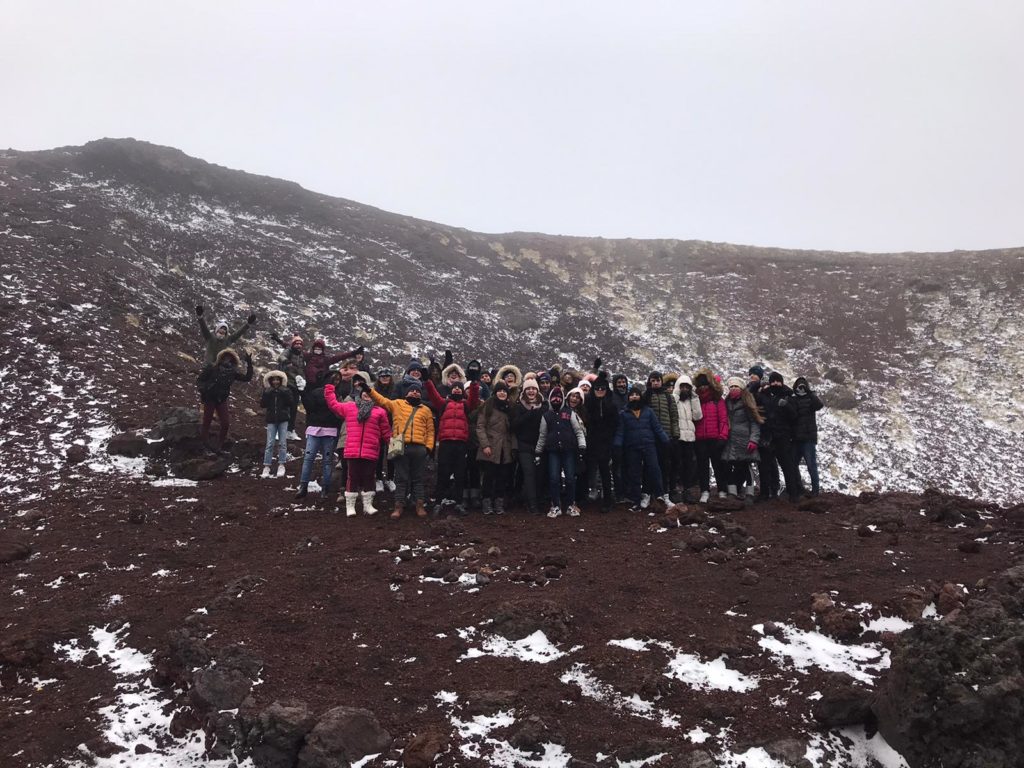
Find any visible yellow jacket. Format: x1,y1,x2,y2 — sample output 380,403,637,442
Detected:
369,388,436,452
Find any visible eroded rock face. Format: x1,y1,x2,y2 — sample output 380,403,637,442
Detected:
872,565,1024,768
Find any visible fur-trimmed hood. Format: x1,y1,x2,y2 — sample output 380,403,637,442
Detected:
263,369,288,387
215,348,241,367
692,367,723,398
496,364,523,388
442,363,467,383
662,372,680,390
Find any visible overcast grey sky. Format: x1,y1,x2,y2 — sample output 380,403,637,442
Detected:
5,1,1022,252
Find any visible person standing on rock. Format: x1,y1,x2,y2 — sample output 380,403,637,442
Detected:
614,384,670,513
195,305,256,366
259,370,293,479
643,371,680,506
720,377,763,499
693,369,728,503
323,383,392,516
295,373,343,500
476,380,516,515
536,386,587,518
792,376,824,496
368,381,435,518
673,374,703,502
196,348,253,454
757,372,801,503
424,370,480,516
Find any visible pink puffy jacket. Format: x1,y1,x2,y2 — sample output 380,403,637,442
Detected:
694,393,729,441
324,387,391,460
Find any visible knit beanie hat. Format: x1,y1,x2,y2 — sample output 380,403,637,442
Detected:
522,378,540,393
537,371,551,384
493,380,509,394
312,338,326,350
406,358,423,374
549,385,564,405
726,376,745,389
405,379,423,393
768,371,785,384
748,365,765,379
628,383,645,398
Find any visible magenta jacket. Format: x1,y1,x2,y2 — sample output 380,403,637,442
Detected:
324,387,391,461
694,393,729,441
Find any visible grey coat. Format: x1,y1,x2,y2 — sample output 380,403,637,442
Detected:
721,397,761,462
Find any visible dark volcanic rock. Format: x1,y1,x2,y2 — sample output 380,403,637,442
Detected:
173,455,232,481
402,728,447,768
65,443,89,464
491,599,572,642
297,706,391,768
190,667,253,712
872,566,1024,768
106,431,152,457
246,700,317,768
0,530,32,563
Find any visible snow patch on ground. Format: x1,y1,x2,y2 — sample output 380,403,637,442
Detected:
460,630,568,664
753,623,889,685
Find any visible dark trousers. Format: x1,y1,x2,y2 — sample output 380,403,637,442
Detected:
694,439,724,492
287,386,300,431
376,443,395,481
587,445,613,502
624,443,663,502
394,444,428,503
725,460,752,489
546,450,578,507
758,445,780,498
773,435,803,501
346,458,375,492
464,445,480,496
201,401,230,448
517,449,541,510
435,441,467,503
674,440,697,489
795,441,819,493
480,461,513,501
612,448,625,500
650,441,672,494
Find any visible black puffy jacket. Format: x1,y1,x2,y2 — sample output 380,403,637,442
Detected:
261,386,295,425
792,389,823,443
197,358,253,404
757,386,798,442
302,385,343,430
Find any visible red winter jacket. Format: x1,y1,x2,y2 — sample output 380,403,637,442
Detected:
695,393,729,441
323,387,391,460
424,379,480,443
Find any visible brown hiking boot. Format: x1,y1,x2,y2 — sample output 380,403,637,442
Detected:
390,503,403,520
415,500,428,518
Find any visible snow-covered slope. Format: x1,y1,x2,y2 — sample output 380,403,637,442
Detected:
1,138,1021,502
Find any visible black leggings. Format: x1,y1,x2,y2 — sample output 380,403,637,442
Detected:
694,439,724,492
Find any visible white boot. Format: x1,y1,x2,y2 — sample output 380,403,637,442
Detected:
699,491,710,503
727,484,738,497
261,465,272,479
361,491,377,515
344,492,358,517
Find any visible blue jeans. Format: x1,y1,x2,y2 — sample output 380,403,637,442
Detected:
300,434,338,487
547,450,578,507
264,422,289,465
795,441,819,493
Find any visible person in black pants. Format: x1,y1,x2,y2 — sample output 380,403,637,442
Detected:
757,372,801,502
511,378,548,514
585,373,619,511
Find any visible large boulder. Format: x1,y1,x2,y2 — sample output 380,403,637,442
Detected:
172,455,231,481
246,700,317,768
106,431,153,458
872,566,1024,767
190,667,253,712
151,407,201,442
0,530,32,563
490,599,572,642
296,706,391,768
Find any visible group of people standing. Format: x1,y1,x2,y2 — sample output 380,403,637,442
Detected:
194,307,824,520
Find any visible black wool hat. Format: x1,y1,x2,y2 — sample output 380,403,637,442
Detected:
768,372,785,384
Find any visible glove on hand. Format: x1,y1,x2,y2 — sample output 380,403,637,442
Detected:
747,441,758,453
247,313,257,325
195,305,204,317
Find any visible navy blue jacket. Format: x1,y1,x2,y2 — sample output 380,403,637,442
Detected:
613,405,670,450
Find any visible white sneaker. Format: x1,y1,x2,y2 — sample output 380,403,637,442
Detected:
587,489,600,501
287,430,301,441
699,491,710,503
726,484,738,497
546,506,562,518
376,479,384,492
260,466,271,479
276,465,286,478
567,504,581,517
640,493,651,509
718,491,727,499
659,494,671,505
385,479,396,492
